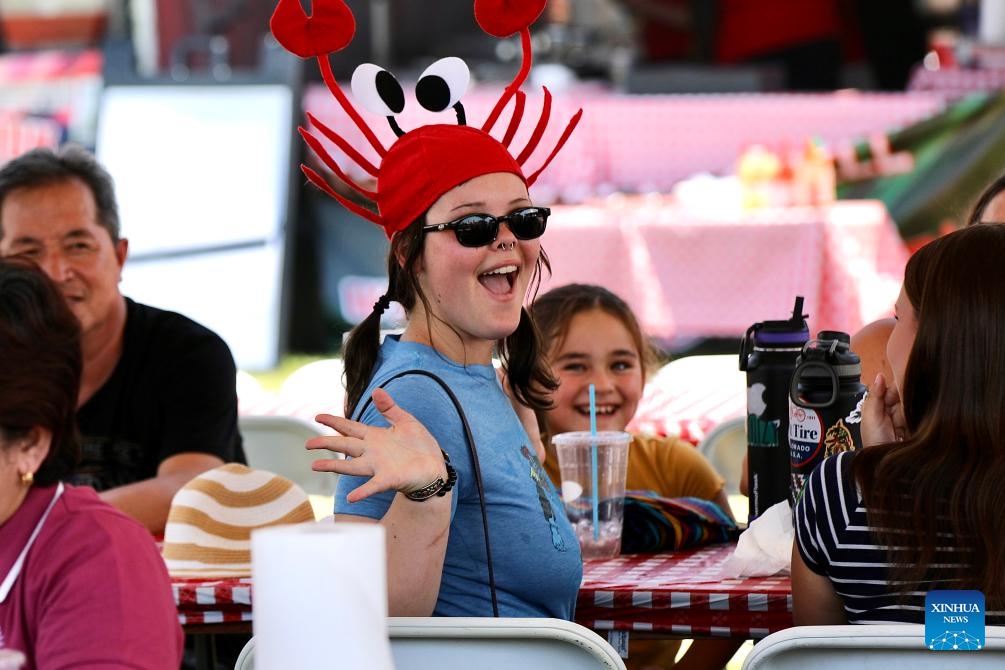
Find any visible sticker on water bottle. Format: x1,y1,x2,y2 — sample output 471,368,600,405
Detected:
845,394,865,424
822,419,856,457
788,403,823,468
789,401,824,502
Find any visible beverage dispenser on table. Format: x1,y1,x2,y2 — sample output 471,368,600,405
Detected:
788,331,867,503
740,297,808,522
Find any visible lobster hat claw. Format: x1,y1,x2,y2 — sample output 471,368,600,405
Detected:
376,125,525,238
474,0,547,37
270,0,356,58
270,0,582,240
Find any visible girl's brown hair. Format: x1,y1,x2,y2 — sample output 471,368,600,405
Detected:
853,224,1005,609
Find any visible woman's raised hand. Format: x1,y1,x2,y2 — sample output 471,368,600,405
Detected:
310,388,447,503
861,373,906,446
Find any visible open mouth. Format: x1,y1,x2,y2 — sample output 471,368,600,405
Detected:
575,404,618,417
478,265,517,295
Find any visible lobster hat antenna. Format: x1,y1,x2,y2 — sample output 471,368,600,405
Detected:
269,0,583,238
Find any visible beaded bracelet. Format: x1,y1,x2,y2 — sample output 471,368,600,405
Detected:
403,450,457,501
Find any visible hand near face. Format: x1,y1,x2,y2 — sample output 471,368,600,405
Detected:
311,388,447,503
861,373,906,446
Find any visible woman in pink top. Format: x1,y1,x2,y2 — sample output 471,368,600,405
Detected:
0,255,182,669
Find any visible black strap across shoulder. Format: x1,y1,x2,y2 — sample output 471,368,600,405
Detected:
353,369,499,617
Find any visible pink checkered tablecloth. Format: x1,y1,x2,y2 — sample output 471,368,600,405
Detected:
268,195,906,349
542,197,908,343
173,577,253,627
578,543,792,639
303,84,944,200
907,65,1005,99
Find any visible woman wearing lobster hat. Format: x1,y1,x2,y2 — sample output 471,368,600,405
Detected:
270,0,584,617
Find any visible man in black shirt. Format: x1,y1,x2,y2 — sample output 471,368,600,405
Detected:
0,145,243,535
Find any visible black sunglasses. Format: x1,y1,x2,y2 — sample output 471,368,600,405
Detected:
422,206,550,248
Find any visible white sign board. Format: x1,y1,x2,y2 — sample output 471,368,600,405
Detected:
96,84,294,370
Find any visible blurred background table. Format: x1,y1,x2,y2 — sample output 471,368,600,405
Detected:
303,85,945,200
907,60,1005,100
577,543,792,639
542,197,908,344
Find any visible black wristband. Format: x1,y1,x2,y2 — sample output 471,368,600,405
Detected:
403,450,457,501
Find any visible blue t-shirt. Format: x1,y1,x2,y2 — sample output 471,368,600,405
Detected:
335,337,582,618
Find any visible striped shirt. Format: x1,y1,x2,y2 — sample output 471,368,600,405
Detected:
794,451,1004,624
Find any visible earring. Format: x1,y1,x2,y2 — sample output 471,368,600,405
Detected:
21,471,33,486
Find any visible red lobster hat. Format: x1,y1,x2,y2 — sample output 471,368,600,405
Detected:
270,0,582,238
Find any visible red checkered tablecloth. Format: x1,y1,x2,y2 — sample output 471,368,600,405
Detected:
173,577,253,627
173,544,790,638
577,543,792,639
628,361,745,443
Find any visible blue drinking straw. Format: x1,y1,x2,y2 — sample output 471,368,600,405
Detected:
589,383,599,541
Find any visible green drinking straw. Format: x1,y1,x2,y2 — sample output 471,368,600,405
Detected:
589,383,599,541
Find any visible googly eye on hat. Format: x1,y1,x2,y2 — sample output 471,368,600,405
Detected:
161,463,317,578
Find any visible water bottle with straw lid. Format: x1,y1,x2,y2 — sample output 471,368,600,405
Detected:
788,331,867,503
739,296,809,522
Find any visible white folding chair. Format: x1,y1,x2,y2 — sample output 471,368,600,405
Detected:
742,625,1005,669
696,416,746,495
236,369,267,403
238,414,338,498
234,617,627,670
278,358,346,416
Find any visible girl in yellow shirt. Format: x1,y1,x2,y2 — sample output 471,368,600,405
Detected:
531,283,740,670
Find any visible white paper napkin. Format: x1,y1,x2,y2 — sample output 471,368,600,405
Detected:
720,500,793,578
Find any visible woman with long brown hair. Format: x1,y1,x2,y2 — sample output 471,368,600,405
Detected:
792,223,1005,624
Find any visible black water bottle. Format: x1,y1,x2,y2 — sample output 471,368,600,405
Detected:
739,296,809,522
787,331,867,502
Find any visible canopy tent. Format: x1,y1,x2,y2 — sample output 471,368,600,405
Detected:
839,92,1005,248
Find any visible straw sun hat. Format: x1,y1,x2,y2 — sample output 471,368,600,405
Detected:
162,463,316,578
